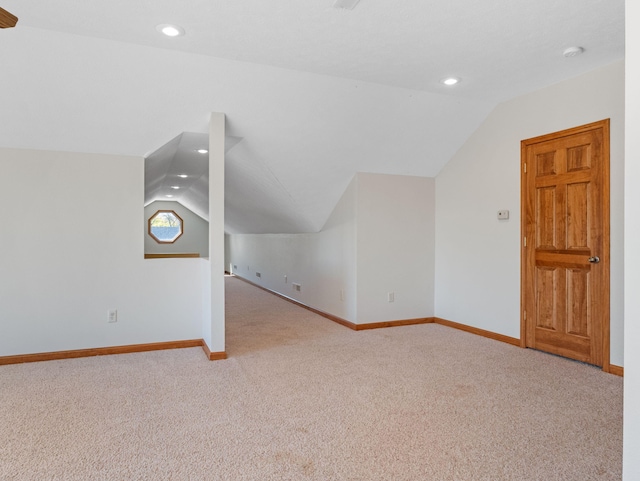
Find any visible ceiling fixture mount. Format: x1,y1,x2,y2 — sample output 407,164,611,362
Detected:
196,149,208,154
156,24,185,37
178,174,188,178
0,7,18,28
333,0,361,10
441,77,460,86
563,46,584,58
170,186,180,190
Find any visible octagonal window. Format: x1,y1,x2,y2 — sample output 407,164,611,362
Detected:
148,210,183,244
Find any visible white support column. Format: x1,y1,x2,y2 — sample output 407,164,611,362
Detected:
624,1,640,478
202,112,226,358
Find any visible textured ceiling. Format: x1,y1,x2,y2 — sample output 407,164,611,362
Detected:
0,0,625,233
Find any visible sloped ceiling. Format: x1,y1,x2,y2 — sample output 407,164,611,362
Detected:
145,132,242,221
0,0,625,234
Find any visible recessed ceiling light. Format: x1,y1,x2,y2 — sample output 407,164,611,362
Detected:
165,194,174,198
563,46,584,58
178,174,188,178
197,149,208,154
170,186,180,190
441,77,460,86
156,24,185,37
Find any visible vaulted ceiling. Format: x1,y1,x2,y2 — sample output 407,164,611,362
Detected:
0,0,625,233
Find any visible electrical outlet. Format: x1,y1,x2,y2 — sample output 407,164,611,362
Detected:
388,292,395,303
108,309,118,323
497,210,510,220
292,283,301,292
256,272,261,278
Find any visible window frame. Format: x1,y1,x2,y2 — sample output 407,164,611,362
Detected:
148,209,184,244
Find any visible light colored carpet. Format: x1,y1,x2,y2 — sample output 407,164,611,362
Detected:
0,276,622,480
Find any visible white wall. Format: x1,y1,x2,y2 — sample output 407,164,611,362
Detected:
0,148,204,356
435,61,625,365
144,200,209,257
356,173,435,323
315,175,358,321
228,175,358,322
623,0,640,477
227,173,436,324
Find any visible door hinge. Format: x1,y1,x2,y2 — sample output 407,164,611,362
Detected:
524,310,527,321
524,162,527,173
523,236,527,247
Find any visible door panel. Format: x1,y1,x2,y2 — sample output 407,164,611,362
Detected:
536,267,559,330
567,182,589,248
566,268,589,336
521,120,610,368
536,187,557,247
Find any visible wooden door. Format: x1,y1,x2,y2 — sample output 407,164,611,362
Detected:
521,120,610,368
